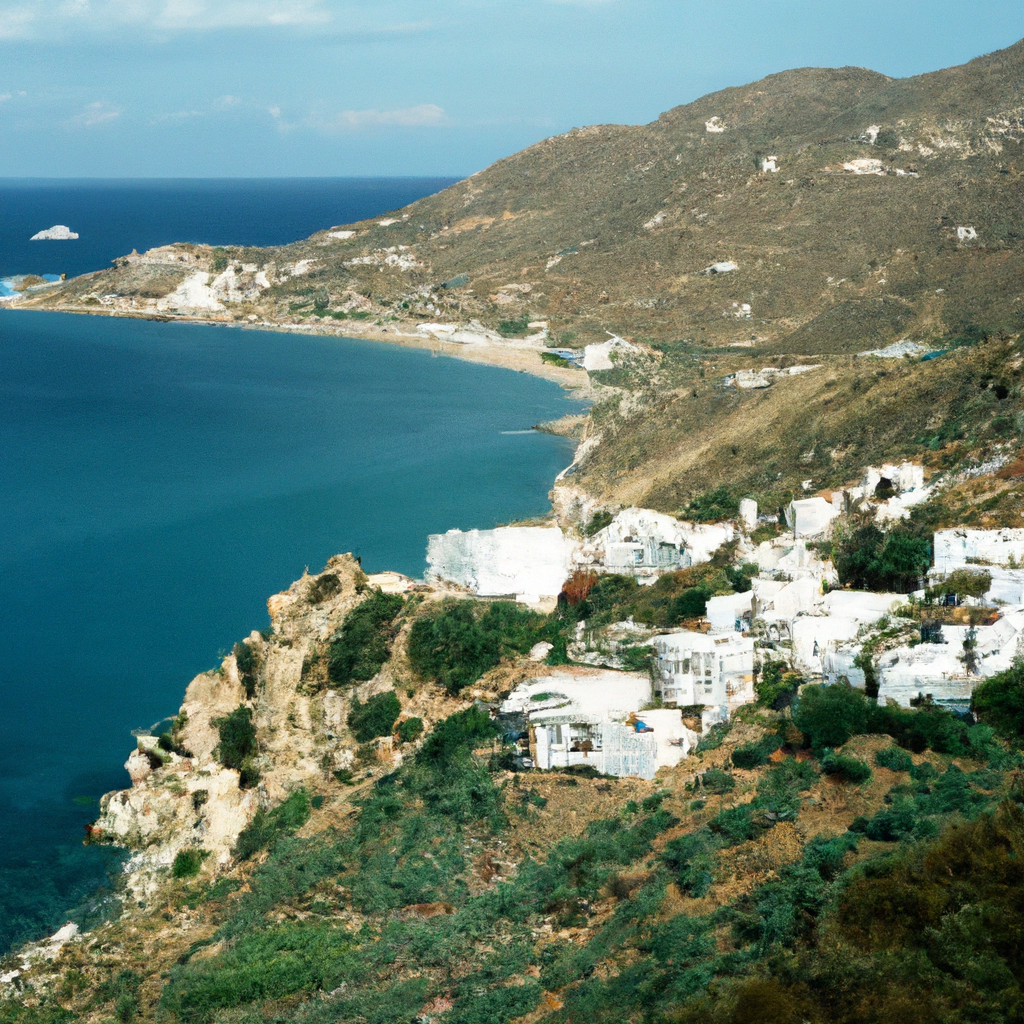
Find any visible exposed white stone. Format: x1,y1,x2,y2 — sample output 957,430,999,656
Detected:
501,668,686,779
583,334,637,371
762,156,779,172
856,340,930,359
727,364,821,389
933,528,1024,574
579,508,734,575
843,158,885,175
327,230,356,240
738,498,758,530
425,525,574,600
705,116,726,133
706,590,754,633
705,260,739,275
30,224,78,240
156,272,226,312
786,496,838,538
957,226,978,242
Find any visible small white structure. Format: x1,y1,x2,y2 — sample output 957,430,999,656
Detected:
822,611,1024,706
654,631,754,711
500,669,692,779
426,526,573,602
832,461,931,522
933,529,1024,575
843,158,885,175
739,498,758,530
583,333,637,372
705,260,738,275
762,156,779,173
786,497,838,539
579,508,734,576
706,591,753,633
30,225,79,240
957,226,978,243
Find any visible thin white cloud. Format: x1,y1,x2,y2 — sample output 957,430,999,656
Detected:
0,92,11,101
213,94,242,110
318,103,447,131
70,100,120,125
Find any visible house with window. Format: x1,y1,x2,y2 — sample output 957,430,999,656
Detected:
654,631,755,719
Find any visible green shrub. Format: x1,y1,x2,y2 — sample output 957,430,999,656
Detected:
584,509,615,536
972,663,1024,746
408,600,545,694
327,589,404,688
348,690,401,742
172,849,205,879
731,734,782,769
397,717,424,744
793,683,870,750
821,751,873,784
214,706,259,788
685,487,738,523
233,790,311,860
697,769,736,794
756,660,800,709
417,705,500,767
498,314,531,337
875,746,914,772
233,641,259,699
695,722,730,752
834,524,932,593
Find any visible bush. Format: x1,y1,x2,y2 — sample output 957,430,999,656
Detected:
408,600,545,694
685,487,738,523
820,751,873,784
972,664,1024,746
233,641,259,699
584,510,615,536
793,684,870,750
172,849,205,878
348,690,402,742
397,717,424,744
214,706,259,788
834,524,932,593
417,705,500,767
498,314,531,337
756,660,800,709
233,790,311,860
731,734,783,769
328,590,404,687
697,769,736,794
875,746,914,772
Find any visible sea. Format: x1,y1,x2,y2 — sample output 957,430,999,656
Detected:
0,179,585,953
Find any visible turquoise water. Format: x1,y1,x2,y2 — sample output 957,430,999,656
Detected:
0,310,582,951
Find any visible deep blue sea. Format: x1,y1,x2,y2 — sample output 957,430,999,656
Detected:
0,180,583,953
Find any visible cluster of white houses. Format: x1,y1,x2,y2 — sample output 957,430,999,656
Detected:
430,462,1024,779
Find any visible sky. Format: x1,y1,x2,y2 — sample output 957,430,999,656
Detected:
0,0,1020,177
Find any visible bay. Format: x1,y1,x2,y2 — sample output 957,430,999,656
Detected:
0,180,582,952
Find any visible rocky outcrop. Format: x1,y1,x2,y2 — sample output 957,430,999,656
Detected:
89,554,413,896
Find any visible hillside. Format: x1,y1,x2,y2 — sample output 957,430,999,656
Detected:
2,557,1024,1024
14,38,1024,517
4,39,1024,1024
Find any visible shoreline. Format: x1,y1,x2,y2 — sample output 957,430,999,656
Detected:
4,303,599,396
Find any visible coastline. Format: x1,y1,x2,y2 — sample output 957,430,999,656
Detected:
3,303,599,396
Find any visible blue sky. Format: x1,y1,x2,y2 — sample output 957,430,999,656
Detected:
0,0,1020,177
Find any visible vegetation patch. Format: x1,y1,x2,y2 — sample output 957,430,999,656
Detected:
327,589,404,688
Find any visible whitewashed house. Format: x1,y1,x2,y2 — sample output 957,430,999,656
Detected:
499,668,695,779
578,508,734,578
654,632,754,714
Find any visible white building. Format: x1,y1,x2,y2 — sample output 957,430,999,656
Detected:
499,669,695,779
654,631,754,713
579,508,734,577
